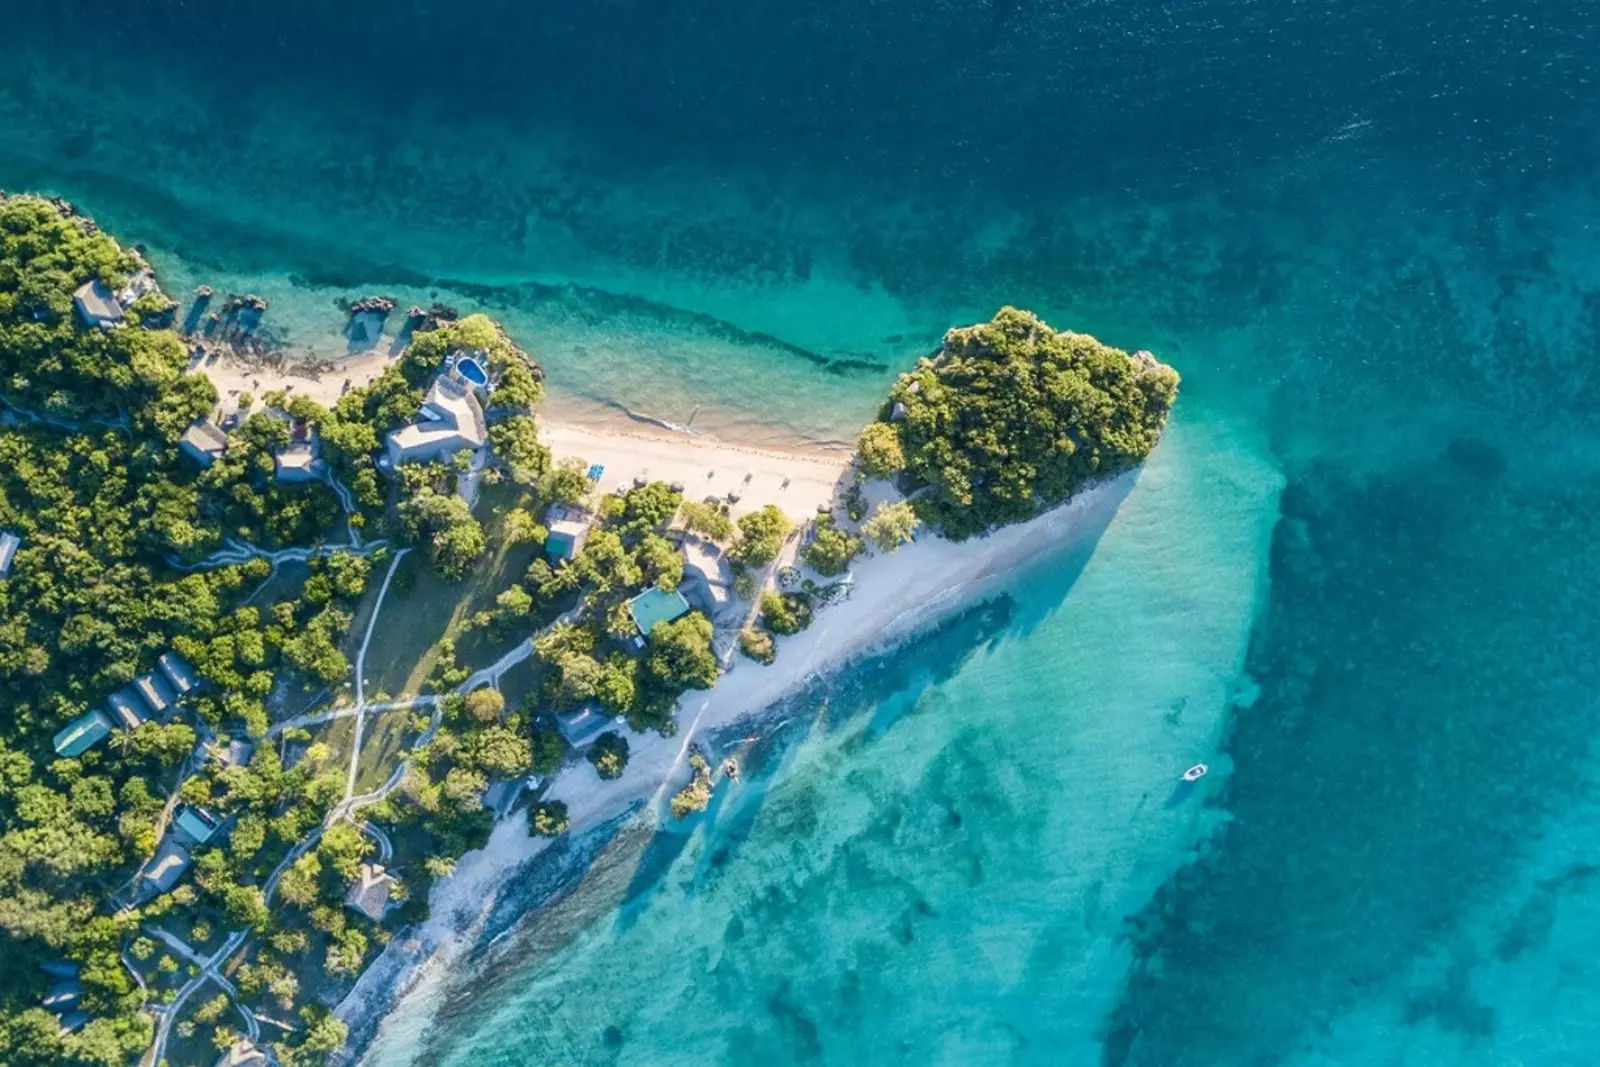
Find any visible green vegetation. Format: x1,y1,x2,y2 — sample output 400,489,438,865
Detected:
801,516,863,576
759,591,813,636
668,752,714,820
0,210,1155,1067
861,500,920,552
855,422,906,479
858,307,1178,540
587,732,629,780
679,499,733,542
738,627,775,665
531,800,569,836
729,504,792,567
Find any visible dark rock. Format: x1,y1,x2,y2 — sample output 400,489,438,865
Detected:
348,296,396,316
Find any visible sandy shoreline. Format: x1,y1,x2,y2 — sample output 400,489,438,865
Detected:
337,471,1135,1062
198,346,856,520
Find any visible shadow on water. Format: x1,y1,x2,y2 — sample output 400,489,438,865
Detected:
610,595,1019,937
606,472,1136,932
394,476,1134,1062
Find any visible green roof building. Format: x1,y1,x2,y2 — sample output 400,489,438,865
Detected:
627,587,691,636
53,710,113,758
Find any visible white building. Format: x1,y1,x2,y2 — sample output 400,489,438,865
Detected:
385,375,488,468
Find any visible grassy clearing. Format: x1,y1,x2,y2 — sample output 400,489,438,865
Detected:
358,481,541,698
353,706,420,794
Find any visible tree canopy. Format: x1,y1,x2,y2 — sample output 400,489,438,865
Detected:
858,307,1178,540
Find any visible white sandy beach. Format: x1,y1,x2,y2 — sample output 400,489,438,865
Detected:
339,470,1136,1059
198,347,855,520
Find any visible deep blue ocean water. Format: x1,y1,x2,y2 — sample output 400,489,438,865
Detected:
7,1,1600,1064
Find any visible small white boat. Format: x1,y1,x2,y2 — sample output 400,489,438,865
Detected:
1182,763,1208,782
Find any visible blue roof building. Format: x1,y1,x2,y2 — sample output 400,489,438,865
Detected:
555,703,616,749
134,672,177,718
53,710,113,758
107,688,147,731
157,651,199,695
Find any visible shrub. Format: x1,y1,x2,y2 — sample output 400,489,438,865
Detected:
862,500,920,552
587,732,630,780
856,421,906,478
738,628,775,664
730,505,792,567
801,517,863,576
531,801,569,836
759,591,812,636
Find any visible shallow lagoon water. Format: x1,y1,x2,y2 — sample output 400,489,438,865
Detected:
6,0,1600,1063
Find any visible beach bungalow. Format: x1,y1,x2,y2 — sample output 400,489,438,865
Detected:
384,375,487,467
211,738,255,769
56,1011,90,1037
345,863,396,922
133,672,178,720
274,422,324,483
544,504,592,563
627,586,691,637
680,540,734,618
0,531,19,578
106,688,148,731
53,710,113,758
178,419,229,467
38,961,79,981
172,805,224,847
135,837,193,900
555,703,615,749
158,651,200,696
72,280,123,329
216,1039,271,1067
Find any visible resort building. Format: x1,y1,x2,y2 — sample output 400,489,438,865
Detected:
72,279,123,329
555,703,615,749
627,586,691,637
384,374,487,467
216,1040,271,1067
53,709,113,758
544,504,592,563
173,805,224,847
133,671,177,719
158,651,199,695
345,863,396,922
679,540,734,619
179,419,229,467
274,422,324,483
0,530,20,578
211,738,255,769
106,688,148,731
134,838,193,900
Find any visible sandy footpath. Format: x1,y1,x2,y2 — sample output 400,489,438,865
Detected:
337,471,1135,1058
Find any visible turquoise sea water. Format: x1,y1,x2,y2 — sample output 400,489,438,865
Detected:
7,1,1600,1063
